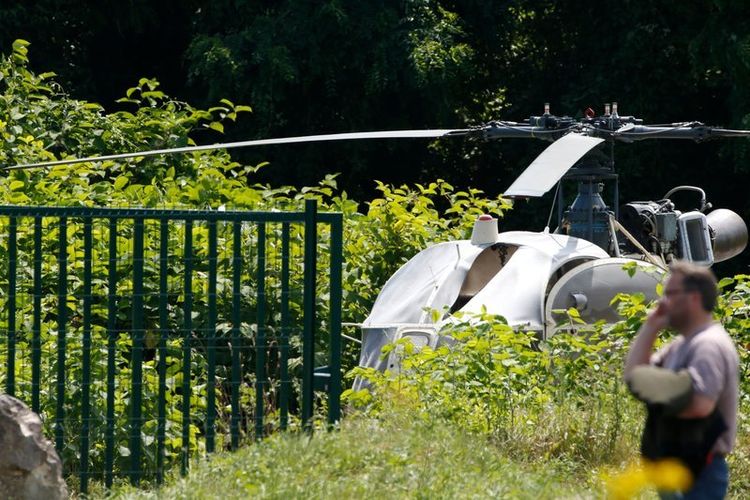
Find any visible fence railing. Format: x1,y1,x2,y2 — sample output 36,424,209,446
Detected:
0,199,342,492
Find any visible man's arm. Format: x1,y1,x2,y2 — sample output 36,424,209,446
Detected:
678,393,717,418
678,341,724,418
624,302,669,380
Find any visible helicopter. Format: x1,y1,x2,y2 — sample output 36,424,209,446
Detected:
9,102,750,378
354,103,749,377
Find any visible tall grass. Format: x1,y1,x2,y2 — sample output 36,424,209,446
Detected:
106,409,619,499
102,401,750,499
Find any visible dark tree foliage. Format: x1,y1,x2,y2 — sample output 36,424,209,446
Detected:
182,1,488,191
0,1,195,104
2,1,750,272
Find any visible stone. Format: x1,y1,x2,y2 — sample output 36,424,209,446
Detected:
0,394,68,500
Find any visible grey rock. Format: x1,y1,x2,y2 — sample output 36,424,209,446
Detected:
0,395,68,500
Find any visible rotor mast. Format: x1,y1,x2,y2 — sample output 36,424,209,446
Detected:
477,102,750,252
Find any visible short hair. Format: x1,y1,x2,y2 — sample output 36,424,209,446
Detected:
668,261,718,312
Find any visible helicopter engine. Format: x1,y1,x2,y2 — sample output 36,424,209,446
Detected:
566,182,611,250
618,186,747,265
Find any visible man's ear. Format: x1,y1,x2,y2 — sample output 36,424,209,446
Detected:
689,291,703,309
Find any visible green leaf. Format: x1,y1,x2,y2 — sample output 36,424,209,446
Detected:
621,261,638,278
113,176,129,190
208,122,224,133
718,277,735,289
12,39,30,56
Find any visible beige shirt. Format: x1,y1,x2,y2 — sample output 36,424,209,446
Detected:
652,322,740,454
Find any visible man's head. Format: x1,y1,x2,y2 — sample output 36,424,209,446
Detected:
661,261,718,332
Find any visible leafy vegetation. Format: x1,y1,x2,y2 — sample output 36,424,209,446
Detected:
346,301,642,466
0,41,511,482
4,2,750,236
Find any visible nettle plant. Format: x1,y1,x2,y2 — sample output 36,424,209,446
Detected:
716,275,750,400
344,304,645,465
345,307,636,423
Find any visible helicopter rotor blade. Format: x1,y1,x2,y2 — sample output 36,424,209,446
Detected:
6,129,472,171
503,133,604,197
613,123,750,142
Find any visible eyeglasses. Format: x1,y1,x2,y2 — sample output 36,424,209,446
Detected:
663,287,697,298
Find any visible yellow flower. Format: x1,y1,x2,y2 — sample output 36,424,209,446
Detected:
644,458,693,493
604,459,692,499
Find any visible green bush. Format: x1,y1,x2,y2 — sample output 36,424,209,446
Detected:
345,310,640,466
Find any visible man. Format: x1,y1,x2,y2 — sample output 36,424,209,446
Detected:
624,261,739,499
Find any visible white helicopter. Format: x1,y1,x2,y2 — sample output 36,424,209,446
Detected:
11,102,750,378
354,103,749,376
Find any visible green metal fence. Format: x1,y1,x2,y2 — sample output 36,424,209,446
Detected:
0,200,342,492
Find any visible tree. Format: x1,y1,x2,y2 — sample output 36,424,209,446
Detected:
2,1,750,271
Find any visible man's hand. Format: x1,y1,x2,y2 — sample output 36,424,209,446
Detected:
624,300,668,380
644,300,669,332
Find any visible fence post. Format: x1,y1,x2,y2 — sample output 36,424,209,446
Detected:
302,199,317,431
206,220,218,452
328,213,343,425
230,221,242,450
181,220,193,476
105,218,118,488
156,219,169,484
279,223,291,430
80,220,93,494
255,223,267,439
31,217,42,413
6,217,16,396
55,217,67,455
130,218,145,484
